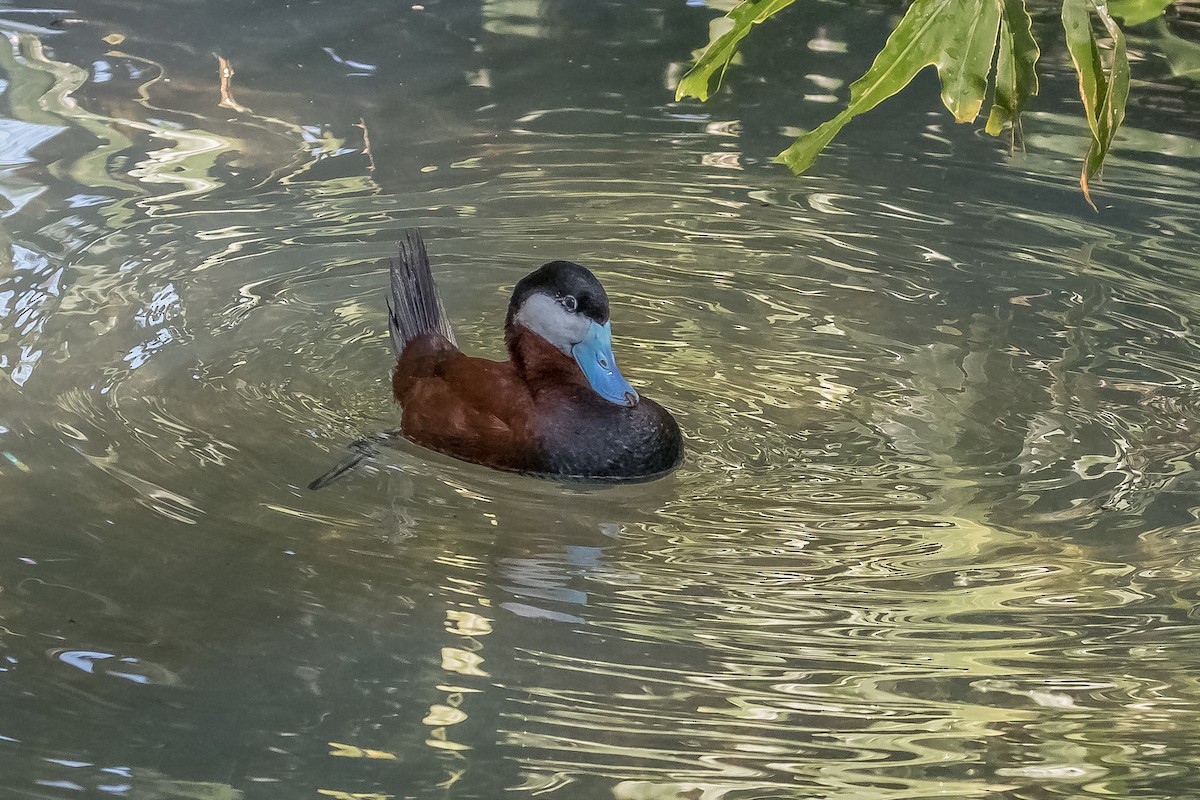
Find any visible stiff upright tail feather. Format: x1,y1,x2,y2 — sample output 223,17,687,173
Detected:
387,229,456,356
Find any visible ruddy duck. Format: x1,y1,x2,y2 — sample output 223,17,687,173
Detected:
387,229,683,481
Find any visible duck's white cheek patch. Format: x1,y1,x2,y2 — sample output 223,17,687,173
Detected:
515,293,590,354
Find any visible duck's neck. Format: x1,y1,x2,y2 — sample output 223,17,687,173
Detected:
506,324,590,394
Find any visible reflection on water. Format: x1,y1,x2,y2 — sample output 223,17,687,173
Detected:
2,0,1200,798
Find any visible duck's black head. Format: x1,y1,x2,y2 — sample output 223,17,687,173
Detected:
506,260,638,408
507,260,610,327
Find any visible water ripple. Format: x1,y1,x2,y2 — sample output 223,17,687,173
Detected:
2,6,1200,799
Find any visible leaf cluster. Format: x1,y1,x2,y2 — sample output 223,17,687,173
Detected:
676,0,1178,208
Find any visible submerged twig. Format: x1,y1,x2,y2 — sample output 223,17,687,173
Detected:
354,116,376,173
308,435,391,490
214,54,250,113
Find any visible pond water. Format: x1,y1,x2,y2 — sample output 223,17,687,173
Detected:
3,1,1200,798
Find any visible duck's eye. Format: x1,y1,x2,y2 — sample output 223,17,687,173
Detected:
561,295,578,313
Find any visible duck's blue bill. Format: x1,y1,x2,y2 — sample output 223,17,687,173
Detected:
572,321,639,407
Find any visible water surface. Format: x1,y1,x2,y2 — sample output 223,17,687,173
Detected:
3,1,1200,798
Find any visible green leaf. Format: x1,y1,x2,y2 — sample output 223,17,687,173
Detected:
1107,0,1172,26
675,0,799,102
986,0,1041,136
778,0,1005,175
939,0,1002,121
1061,0,1130,209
